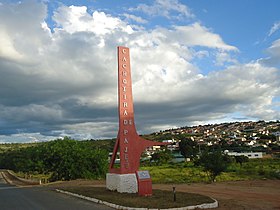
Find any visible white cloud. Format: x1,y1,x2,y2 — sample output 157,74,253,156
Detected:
0,1,279,142
195,50,209,59
63,121,118,139
214,51,238,66
0,133,55,143
268,21,280,36
0,30,24,60
267,39,280,60
53,5,133,35
0,0,50,62
173,23,237,51
129,0,194,20
123,13,148,24
260,38,280,66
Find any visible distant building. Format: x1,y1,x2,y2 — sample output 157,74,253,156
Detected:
272,131,280,141
225,151,263,159
171,151,185,163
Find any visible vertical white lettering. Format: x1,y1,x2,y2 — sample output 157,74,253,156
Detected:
123,94,127,100
124,147,128,152
122,79,127,84
123,110,128,115
122,86,126,92
122,64,127,68
124,138,129,143
123,119,133,125
124,129,128,135
122,49,126,54
122,57,127,62
122,71,127,77
123,102,128,107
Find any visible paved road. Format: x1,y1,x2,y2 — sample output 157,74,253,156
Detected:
0,172,113,210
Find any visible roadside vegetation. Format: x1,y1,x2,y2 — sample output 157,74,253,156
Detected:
0,137,109,181
142,157,280,183
0,137,279,183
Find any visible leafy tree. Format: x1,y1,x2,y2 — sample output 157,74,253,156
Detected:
0,138,109,181
194,150,230,182
151,149,172,165
43,138,108,181
179,138,198,160
235,155,249,166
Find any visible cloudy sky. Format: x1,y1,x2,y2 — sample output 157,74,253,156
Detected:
0,0,279,143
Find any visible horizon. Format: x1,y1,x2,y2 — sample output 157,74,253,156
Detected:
0,119,278,144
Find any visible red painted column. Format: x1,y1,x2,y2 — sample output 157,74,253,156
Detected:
109,46,168,174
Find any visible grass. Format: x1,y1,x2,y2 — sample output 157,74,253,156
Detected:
59,187,214,209
141,162,209,183
14,171,51,183
11,158,280,185
226,158,280,180
141,158,280,183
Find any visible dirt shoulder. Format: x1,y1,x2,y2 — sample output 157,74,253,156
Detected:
49,179,280,210
153,180,280,210
1,170,40,186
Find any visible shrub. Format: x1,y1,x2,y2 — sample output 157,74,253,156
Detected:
0,138,108,181
194,151,230,182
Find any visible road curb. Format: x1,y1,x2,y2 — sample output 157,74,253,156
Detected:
0,170,40,186
0,172,12,185
55,189,218,210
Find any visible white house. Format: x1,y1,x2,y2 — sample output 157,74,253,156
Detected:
224,151,263,159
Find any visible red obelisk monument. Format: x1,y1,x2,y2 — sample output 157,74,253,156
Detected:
106,46,167,194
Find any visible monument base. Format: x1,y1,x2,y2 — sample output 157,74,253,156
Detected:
106,173,138,193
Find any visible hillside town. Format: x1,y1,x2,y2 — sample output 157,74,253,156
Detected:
147,120,280,159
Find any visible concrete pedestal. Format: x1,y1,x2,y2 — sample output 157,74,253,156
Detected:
106,173,138,193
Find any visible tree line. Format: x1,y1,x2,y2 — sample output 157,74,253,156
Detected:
0,136,255,183
0,137,108,181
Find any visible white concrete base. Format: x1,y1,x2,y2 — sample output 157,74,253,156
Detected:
106,173,138,193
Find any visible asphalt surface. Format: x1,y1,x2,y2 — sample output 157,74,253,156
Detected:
0,172,113,210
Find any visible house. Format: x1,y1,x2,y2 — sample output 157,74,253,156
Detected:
272,131,280,141
225,151,263,159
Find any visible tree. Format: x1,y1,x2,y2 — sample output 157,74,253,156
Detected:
195,150,230,182
235,155,249,166
0,138,108,182
151,149,172,165
43,138,108,181
179,138,198,160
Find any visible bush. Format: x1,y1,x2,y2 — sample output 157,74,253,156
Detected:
0,138,108,181
235,155,249,166
194,151,230,182
150,149,173,165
